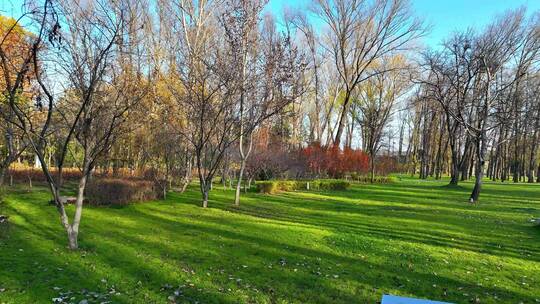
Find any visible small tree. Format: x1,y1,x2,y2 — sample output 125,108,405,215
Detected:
5,0,146,249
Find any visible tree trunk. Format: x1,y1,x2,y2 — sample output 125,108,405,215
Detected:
334,92,352,147
235,160,246,206
180,157,192,193
470,117,488,203
0,166,5,186
67,173,88,250
527,108,540,183
201,183,209,208
369,153,375,183
234,130,253,206
470,161,483,203
449,156,459,185
162,185,167,200
67,228,78,250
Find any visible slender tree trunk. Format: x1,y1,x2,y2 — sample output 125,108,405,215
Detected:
235,133,253,206
67,170,88,250
334,92,352,147
527,108,540,183
0,166,5,186
201,181,210,208
470,72,491,203
180,156,192,193
449,151,459,185
470,138,486,203
235,161,246,206
369,152,375,183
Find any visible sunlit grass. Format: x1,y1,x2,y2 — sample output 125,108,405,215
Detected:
0,176,539,303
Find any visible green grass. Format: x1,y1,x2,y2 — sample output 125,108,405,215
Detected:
0,176,539,303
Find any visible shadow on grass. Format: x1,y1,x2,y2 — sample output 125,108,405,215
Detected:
1,180,539,303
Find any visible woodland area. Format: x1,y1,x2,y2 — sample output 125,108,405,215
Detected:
1,0,540,249
1,1,540,303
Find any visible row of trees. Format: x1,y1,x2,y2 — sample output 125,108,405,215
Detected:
0,0,304,249
412,9,540,201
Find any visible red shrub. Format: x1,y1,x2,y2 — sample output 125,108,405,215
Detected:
375,155,402,176
299,143,369,178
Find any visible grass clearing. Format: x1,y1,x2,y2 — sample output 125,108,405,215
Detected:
0,176,539,303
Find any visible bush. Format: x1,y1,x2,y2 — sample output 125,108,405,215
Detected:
256,181,280,194
351,175,396,184
7,167,83,183
86,178,162,206
314,179,350,190
279,181,297,191
6,166,158,185
299,143,369,178
256,179,350,193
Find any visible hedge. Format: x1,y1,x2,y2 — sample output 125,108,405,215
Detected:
86,178,162,206
350,174,396,184
256,179,350,194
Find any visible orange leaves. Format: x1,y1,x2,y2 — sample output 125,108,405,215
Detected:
0,15,35,93
299,143,369,178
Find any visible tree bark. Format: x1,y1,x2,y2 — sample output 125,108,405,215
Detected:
66,170,88,250
369,152,375,183
201,182,210,208
235,131,253,206
0,166,5,186
527,106,540,183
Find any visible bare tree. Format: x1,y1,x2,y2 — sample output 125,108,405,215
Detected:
465,10,526,202
165,0,239,207
312,0,425,147
221,3,306,206
5,0,145,249
354,55,409,181
419,31,481,185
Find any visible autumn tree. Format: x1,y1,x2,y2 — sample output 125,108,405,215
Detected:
354,55,409,182
0,15,38,184
5,0,146,249
221,2,306,206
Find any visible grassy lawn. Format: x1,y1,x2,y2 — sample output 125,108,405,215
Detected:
0,177,539,303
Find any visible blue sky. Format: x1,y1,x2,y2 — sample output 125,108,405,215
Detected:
266,0,540,47
3,0,540,48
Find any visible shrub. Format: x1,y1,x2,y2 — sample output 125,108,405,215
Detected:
7,167,83,183
256,181,279,194
352,175,395,184
256,179,350,193
6,166,159,185
315,179,350,190
279,181,297,191
299,143,369,178
86,178,162,206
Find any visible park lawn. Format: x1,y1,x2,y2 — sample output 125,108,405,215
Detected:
0,177,539,304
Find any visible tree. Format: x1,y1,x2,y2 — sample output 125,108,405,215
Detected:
0,15,39,184
312,0,425,147
354,55,409,182
5,0,146,249
419,31,481,185
465,9,527,202
220,3,306,206
164,0,305,207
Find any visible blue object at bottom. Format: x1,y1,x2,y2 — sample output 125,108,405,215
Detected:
381,295,452,304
